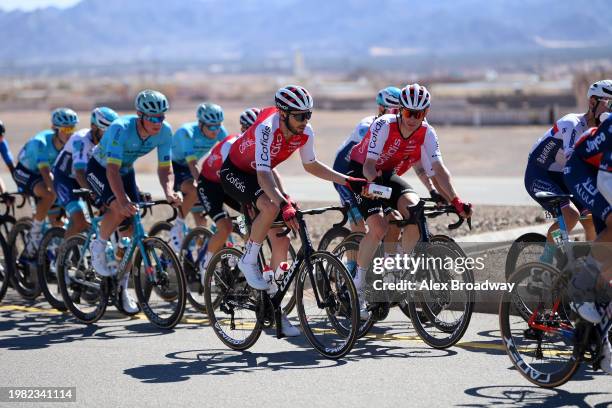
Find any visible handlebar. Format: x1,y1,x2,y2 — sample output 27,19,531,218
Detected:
139,199,178,223
0,191,28,216
274,205,346,237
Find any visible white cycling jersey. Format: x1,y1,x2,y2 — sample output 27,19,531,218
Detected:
334,115,376,157
53,128,95,179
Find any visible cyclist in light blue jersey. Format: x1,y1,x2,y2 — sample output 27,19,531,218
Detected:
14,108,78,253
53,107,119,238
0,120,15,194
86,90,181,278
169,102,228,251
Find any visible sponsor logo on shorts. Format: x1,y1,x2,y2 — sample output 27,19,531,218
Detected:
87,172,105,196
224,172,245,193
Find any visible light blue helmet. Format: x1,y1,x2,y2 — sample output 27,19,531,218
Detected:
197,103,224,124
90,107,119,130
135,89,169,115
376,86,401,108
51,108,79,127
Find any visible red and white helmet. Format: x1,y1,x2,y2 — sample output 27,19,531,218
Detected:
275,85,314,111
587,80,612,99
400,83,431,110
239,108,261,127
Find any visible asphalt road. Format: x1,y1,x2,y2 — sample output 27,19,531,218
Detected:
0,292,610,408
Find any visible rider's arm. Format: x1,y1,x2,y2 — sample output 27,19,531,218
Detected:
157,131,175,199
182,132,201,181
106,163,130,202
0,177,6,194
158,165,175,200
272,168,286,195
363,117,390,182
257,170,285,206
413,161,435,191
0,137,15,174
35,141,54,190
72,138,90,189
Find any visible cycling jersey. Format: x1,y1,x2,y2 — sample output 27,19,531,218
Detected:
171,122,228,166
201,134,238,183
528,113,588,172
54,128,95,179
571,117,612,170
0,136,14,169
91,115,172,175
349,114,441,176
334,115,375,161
227,106,316,174
17,129,61,173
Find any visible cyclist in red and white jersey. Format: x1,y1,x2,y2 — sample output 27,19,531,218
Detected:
348,83,472,318
220,85,367,336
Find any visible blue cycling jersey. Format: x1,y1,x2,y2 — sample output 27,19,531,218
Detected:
0,137,14,169
92,115,172,174
171,122,227,165
17,129,61,173
571,116,612,171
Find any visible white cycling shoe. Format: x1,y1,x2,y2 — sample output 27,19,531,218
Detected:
120,285,140,314
90,240,114,277
570,301,602,324
280,313,300,337
169,223,184,253
237,258,269,290
357,289,370,321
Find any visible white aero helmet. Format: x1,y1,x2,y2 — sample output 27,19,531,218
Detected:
399,83,431,110
275,85,313,111
587,80,612,99
239,108,261,127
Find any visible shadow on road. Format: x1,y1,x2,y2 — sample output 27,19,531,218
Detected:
460,384,611,407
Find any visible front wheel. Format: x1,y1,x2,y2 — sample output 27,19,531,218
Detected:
180,226,214,313
0,234,11,302
133,237,186,329
296,251,359,359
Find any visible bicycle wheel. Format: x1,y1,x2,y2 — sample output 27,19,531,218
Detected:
296,250,359,359
180,226,214,312
505,233,547,280
149,221,172,243
499,262,579,388
7,219,41,300
317,226,351,251
204,247,263,350
331,238,375,338
37,227,67,311
407,242,474,348
57,234,108,323
0,233,10,302
133,237,186,329
263,240,298,315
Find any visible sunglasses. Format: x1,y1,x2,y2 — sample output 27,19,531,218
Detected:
142,114,165,124
289,111,312,122
402,109,426,119
59,126,76,133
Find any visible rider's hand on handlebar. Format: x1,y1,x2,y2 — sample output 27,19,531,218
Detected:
118,199,138,218
280,201,299,232
283,193,299,209
451,197,472,219
345,177,368,195
166,192,182,207
429,189,447,206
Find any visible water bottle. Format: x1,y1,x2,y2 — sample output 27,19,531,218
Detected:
275,262,289,280
367,183,392,199
116,237,131,261
237,214,248,235
105,243,118,276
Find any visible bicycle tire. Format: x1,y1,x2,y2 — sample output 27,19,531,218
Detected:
296,250,359,359
204,247,263,350
317,226,351,251
57,234,108,324
505,232,547,280
37,227,67,311
0,233,11,302
7,219,41,300
499,262,579,388
149,221,173,242
133,236,186,329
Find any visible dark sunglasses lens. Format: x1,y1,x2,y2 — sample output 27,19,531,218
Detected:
292,112,312,121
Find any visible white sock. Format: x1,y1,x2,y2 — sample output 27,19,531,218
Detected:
242,240,261,264
355,266,366,289
31,219,43,233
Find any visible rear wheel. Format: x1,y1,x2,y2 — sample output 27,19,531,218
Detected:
180,226,214,312
57,234,108,323
7,219,41,300
149,221,173,244
0,234,11,302
505,233,547,280
204,247,263,350
317,226,351,252
37,227,67,310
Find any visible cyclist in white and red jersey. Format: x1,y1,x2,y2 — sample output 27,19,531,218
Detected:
194,108,261,281
524,80,612,262
220,85,367,337
348,83,472,319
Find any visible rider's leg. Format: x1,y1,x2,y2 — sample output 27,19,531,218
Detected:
65,208,88,237
397,193,421,255
383,209,402,256
357,212,387,288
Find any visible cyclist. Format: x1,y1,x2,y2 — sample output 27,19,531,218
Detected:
219,85,367,336
86,90,181,312
564,109,612,374
0,120,15,193
348,83,472,318
169,103,228,251
195,108,262,278
53,107,119,238
14,108,78,254
524,81,612,262
332,87,404,234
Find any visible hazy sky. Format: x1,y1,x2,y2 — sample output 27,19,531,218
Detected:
0,0,81,11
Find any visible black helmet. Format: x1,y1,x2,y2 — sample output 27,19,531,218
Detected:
0,120,4,135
